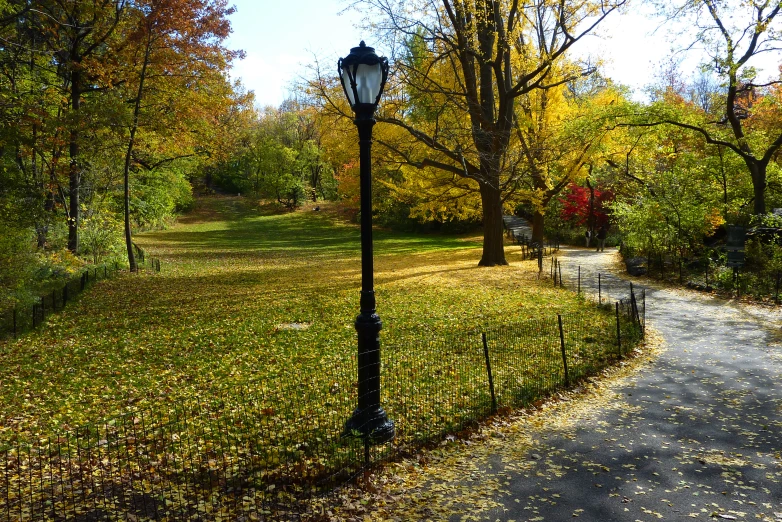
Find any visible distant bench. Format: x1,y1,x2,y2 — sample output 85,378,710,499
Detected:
503,226,539,260
503,215,546,261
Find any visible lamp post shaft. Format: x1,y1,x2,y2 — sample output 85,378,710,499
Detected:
358,115,376,316
339,41,394,445
343,109,394,444
356,114,381,412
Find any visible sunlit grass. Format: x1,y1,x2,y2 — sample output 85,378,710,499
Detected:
0,196,613,445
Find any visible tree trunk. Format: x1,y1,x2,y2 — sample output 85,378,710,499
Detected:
531,210,545,244
67,70,81,253
124,30,152,274
478,181,507,266
124,163,137,272
586,177,595,233
36,193,55,249
748,160,767,215
716,146,728,207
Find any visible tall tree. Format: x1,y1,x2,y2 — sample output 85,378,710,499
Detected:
114,0,238,271
33,0,127,253
343,0,626,265
0,2,72,249
642,0,782,215
509,74,616,242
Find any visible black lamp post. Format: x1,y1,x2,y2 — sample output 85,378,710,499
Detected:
338,41,394,444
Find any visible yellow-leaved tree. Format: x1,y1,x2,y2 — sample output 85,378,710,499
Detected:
350,0,627,265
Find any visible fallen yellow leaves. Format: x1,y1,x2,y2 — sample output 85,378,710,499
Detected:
325,329,665,520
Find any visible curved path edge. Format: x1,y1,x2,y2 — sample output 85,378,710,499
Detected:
474,247,782,521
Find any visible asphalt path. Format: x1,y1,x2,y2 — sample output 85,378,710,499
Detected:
474,247,782,522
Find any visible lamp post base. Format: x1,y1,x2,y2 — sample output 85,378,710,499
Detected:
343,406,395,443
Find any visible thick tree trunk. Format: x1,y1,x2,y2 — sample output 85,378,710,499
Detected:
478,181,507,266
68,154,79,253
531,210,545,244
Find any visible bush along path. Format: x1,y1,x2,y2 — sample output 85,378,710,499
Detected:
340,247,782,522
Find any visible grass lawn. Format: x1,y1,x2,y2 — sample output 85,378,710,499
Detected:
0,196,618,447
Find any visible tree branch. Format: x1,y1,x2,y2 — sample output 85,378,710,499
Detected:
377,115,481,176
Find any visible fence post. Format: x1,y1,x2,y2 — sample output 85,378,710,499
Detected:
13,308,17,338
616,302,622,358
559,264,563,288
629,283,640,326
776,271,781,303
642,289,646,337
32,303,37,328
558,315,569,387
63,284,68,307
538,247,543,273
578,266,581,295
51,290,57,312
481,333,497,413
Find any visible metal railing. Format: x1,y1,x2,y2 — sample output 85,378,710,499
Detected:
1,259,645,521
0,247,161,341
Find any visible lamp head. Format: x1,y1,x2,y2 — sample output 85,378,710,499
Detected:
338,41,389,112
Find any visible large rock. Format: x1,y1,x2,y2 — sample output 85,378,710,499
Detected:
625,257,647,276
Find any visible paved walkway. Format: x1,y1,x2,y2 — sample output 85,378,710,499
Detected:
474,247,782,521
502,215,533,242
338,247,782,521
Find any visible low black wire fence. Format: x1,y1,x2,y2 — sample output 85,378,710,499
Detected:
549,256,646,312
624,249,781,303
502,215,560,263
0,263,118,341
132,243,162,274
1,277,646,521
0,246,161,341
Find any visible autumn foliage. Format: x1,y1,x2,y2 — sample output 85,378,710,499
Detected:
559,184,614,229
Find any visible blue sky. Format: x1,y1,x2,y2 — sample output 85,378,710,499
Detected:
226,0,365,107
226,2,778,108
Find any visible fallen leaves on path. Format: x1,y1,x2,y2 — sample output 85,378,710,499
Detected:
322,331,666,521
